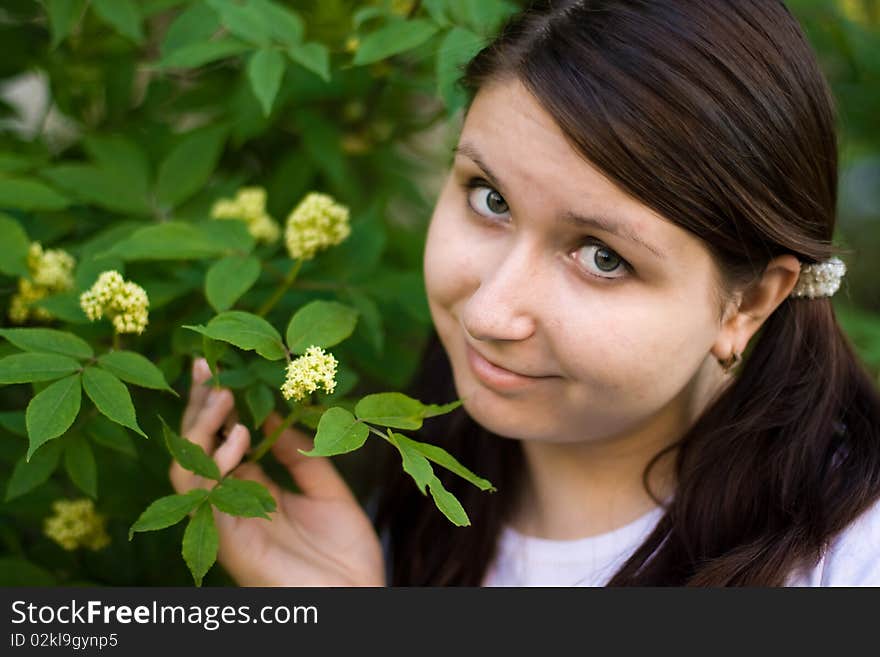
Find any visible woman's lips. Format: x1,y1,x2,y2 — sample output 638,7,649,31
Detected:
465,343,553,392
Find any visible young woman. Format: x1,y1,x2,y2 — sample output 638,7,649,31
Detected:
171,0,880,586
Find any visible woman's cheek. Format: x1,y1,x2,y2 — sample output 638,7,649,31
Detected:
424,211,479,305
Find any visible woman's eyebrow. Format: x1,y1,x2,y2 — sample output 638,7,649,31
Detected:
452,142,667,260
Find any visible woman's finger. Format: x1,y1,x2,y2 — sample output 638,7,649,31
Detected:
185,387,235,455
262,412,358,505
181,358,213,434
214,423,250,478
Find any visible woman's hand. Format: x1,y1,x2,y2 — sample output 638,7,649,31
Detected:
170,357,386,587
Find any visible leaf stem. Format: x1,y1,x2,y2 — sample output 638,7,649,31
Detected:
112,332,121,351
256,258,303,317
247,405,303,462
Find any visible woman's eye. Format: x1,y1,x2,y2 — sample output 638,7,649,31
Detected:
465,181,509,219
573,242,631,280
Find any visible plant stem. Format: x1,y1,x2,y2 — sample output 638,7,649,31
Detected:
112,332,120,350
256,258,303,317
248,405,303,462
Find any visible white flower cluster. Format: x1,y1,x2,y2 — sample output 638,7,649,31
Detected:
43,498,111,551
211,186,280,243
789,256,847,298
8,242,76,323
284,192,351,260
79,270,150,335
280,345,338,401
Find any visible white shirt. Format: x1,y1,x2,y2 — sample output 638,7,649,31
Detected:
481,498,880,586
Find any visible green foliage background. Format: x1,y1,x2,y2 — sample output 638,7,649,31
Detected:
0,0,877,585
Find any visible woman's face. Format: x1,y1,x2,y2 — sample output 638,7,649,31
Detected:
423,78,731,445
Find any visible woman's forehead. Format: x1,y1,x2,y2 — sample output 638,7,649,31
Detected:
459,80,700,261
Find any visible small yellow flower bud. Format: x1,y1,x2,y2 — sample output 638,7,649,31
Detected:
210,186,280,244
43,498,111,552
79,270,150,335
284,192,351,261
7,241,75,324
280,346,339,402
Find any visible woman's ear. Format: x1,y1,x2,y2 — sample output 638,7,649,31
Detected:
711,254,802,362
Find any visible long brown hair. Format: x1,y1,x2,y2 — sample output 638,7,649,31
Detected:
374,0,880,585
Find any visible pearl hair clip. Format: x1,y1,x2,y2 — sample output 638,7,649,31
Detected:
789,256,846,299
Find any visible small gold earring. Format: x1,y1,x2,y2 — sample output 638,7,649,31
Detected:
719,350,742,373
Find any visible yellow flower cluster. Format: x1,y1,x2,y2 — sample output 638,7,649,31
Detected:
79,270,150,335
284,192,351,261
8,242,76,323
280,346,339,401
210,186,280,244
43,498,111,551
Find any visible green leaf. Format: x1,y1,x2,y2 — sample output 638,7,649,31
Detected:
0,328,93,359
0,177,69,211
0,213,30,277
286,42,330,82
182,501,218,586
85,415,136,458
0,558,57,586
354,392,435,430
0,410,26,436
247,49,285,116
341,288,384,356
285,300,359,354
159,414,221,481
160,1,221,56
157,37,250,68
25,373,82,461
41,164,150,215
445,0,518,37
394,433,494,491
251,0,304,44
365,268,430,323
97,350,177,395
422,399,464,419
352,6,386,28
63,433,97,498
301,407,369,457
155,126,227,209
353,19,439,65
202,335,227,380
33,292,89,324
205,254,261,312
82,367,147,438
245,383,275,428
423,0,451,26
83,135,151,202
206,0,270,45
4,439,64,501
91,0,144,42
427,474,470,526
44,0,88,49
206,368,255,389
209,478,276,519
0,352,81,385
0,153,36,174
295,109,347,191
198,217,257,254
436,27,485,112
99,222,231,261
184,311,286,360
387,430,433,495
129,489,209,540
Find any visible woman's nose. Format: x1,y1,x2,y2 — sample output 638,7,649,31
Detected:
461,242,540,342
